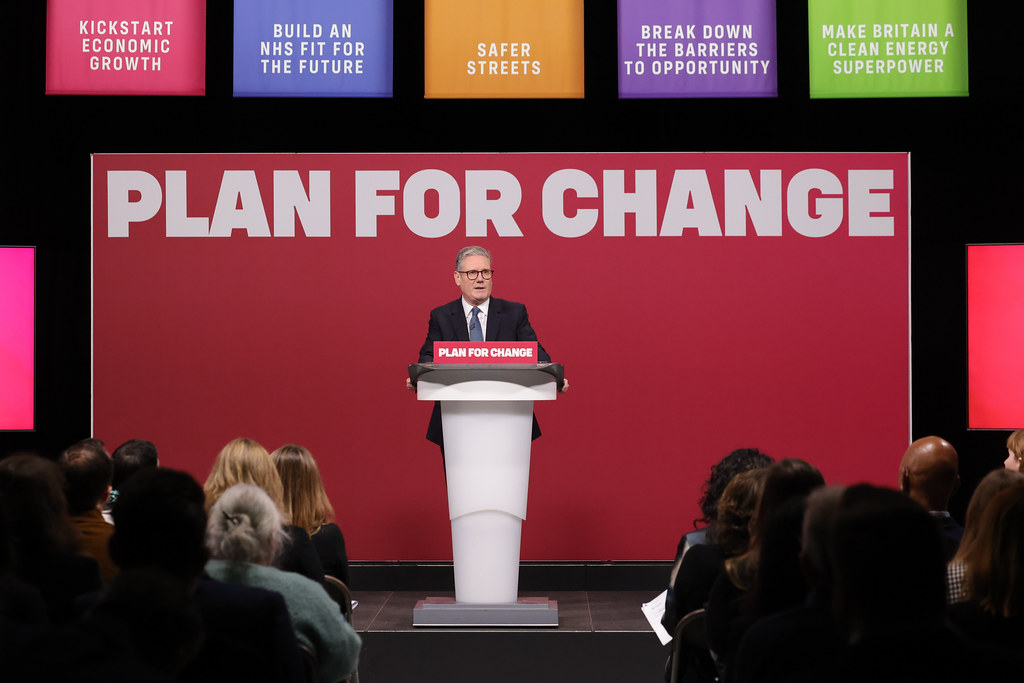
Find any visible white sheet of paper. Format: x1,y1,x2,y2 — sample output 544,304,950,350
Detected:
641,589,673,645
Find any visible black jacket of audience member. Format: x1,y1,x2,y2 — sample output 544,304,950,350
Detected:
18,546,102,624
280,524,326,584
181,575,307,683
948,600,1024,653
108,468,309,682
731,587,841,683
310,522,350,586
662,543,723,632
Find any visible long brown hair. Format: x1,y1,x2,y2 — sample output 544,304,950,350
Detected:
272,444,335,536
203,438,286,521
964,482,1024,617
952,469,1024,565
725,458,824,591
714,468,768,559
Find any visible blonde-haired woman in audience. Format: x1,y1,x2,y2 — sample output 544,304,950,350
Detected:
273,444,350,585
1006,429,1024,472
206,483,361,681
204,437,284,511
204,437,324,582
946,468,1024,604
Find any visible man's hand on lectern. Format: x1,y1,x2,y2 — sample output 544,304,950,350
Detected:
406,376,415,392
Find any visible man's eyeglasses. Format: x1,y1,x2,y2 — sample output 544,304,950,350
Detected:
458,269,494,280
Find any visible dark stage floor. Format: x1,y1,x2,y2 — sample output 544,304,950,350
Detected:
350,590,668,682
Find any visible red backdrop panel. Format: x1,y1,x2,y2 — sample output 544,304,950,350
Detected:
968,244,1024,428
92,152,909,560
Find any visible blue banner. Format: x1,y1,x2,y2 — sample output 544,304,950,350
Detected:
233,0,392,97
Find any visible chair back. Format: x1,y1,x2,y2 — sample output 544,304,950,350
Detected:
670,608,716,683
323,575,354,622
321,575,359,683
297,642,320,683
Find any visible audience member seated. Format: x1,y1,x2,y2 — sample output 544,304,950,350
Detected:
674,448,774,560
109,467,307,682
705,458,824,680
947,481,1024,653
10,567,202,682
0,454,101,623
898,436,963,560
664,468,768,632
947,469,1024,604
1006,428,1024,472
664,467,768,682
745,496,810,619
60,438,119,582
826,484,1013,682
103,438,159,523
205,483,362,682
0,499,48,662
273,444,351,586
731,486,845,683
204,437,325,582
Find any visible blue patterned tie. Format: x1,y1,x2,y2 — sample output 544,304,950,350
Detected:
469,306,483,341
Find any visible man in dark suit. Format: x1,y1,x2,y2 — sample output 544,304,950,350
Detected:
410,245,566,446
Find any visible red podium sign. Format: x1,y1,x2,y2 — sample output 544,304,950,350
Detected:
433,342,539,363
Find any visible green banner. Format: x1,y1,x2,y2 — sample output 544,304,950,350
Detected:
808,0,968,98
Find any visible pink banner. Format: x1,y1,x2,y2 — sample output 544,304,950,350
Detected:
92,152,909,561
0,248,34,430
46,0,206,95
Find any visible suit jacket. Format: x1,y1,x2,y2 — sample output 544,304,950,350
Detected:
932,512,964,562
418,297,550,445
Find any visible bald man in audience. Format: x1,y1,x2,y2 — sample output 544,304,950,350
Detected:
898,436,963,560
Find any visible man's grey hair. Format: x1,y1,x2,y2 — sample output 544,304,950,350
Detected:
455,246,492,272
206,483,286,566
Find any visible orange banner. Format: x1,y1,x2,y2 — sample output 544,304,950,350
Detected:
424,0,584,98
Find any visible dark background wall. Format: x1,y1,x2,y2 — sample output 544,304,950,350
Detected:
2,2,1019,522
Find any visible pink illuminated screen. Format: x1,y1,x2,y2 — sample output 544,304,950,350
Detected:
0,247,35,430
968,244,1024,429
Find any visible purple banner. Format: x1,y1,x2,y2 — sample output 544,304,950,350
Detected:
617,0,777,98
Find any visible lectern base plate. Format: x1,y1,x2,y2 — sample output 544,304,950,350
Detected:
413,597,559,627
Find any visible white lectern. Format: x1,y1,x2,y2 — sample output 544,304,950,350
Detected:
409,360,563,627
